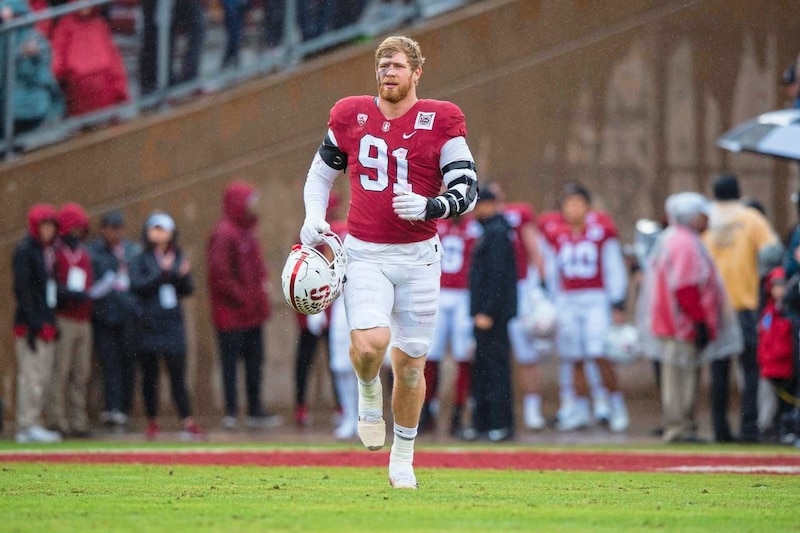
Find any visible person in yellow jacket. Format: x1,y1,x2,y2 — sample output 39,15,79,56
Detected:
703,173,781,443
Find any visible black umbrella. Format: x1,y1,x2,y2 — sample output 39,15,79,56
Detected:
717,109,800,161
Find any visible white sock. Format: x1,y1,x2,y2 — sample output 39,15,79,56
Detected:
390,424,417,468
610,391,626,410
358,375,383,421
523,394,542,417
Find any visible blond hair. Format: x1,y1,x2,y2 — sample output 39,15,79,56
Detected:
374,35,426,71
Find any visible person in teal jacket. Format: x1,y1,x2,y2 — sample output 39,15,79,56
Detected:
0,0,63,138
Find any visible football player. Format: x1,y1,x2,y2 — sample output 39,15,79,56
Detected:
540,182,630,432
298,35,479,489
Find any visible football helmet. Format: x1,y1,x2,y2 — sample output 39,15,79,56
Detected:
604,323,642,364
521,289,558,339
281,232,347,315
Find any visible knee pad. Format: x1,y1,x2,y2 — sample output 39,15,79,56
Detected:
392,336,430,358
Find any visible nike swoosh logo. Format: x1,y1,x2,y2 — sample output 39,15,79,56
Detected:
402,131,417,139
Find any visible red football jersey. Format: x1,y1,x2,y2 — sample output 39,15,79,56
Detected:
503,202,537,280
437,217,479,289
328,96,467,244
540,210,619,291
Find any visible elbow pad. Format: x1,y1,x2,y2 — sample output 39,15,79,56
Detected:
318,133,347,171
429,161,478,219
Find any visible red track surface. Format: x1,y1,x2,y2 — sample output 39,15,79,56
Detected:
2,449,800,474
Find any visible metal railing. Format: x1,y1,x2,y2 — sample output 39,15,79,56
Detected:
0,0,470,160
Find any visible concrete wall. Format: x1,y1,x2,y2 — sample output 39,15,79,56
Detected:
2,0,799,420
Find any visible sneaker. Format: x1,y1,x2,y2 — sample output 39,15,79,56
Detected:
246,413,283,430
524,409,546,431
180,422,207,442
487,427,514,442
16,425,62,444
221,416,238,431
555,404,591,431
456,427,482,442
389,464,418,489
593,396,611,425
145,420,160,441
609,400,629,433
358,417,386,450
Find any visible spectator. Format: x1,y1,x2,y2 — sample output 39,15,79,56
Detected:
539,183,630,432
329,0,368,30
703,173,781,442
219,0,247,69
638,192,741,443
262,0,285,52
130,211,205,441
0,0,63,137
782,61,800,109
422,215,477,436
87,210,140,432
12,204,62,443
463,187,518,442
45,202,93,438
759,266,798,444
27,0,54,38
783,191,800,279
207,181,281,431
139,0,205,95
50,3,129,117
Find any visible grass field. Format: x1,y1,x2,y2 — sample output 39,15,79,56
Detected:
1,442,799,532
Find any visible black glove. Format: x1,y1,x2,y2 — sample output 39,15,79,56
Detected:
694,322,710,351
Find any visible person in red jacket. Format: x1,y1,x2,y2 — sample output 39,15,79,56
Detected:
45,202,94,438
13,204,62,443
757,267,797,443
207,181,281,431
50,4,129,117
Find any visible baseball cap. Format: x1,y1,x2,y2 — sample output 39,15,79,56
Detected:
146,212,176,232
100,209,125,228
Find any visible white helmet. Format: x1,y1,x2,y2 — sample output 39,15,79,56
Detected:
521,294,558,339
604,323,642,364
281,233,347,315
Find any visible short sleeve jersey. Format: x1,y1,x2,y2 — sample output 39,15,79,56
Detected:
503,202,537,280
437,217,480,289
328,96,467,244
540,210,618,291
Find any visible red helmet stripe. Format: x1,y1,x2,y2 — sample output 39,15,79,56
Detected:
288,250,310,313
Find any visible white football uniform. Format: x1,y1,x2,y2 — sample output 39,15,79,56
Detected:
343,235,442,358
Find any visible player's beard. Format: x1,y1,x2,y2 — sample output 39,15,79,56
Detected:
379,77,412,104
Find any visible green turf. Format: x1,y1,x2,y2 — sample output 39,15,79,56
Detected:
0,462,797,532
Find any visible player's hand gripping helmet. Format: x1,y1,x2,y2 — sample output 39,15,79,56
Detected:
281,232,347,315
